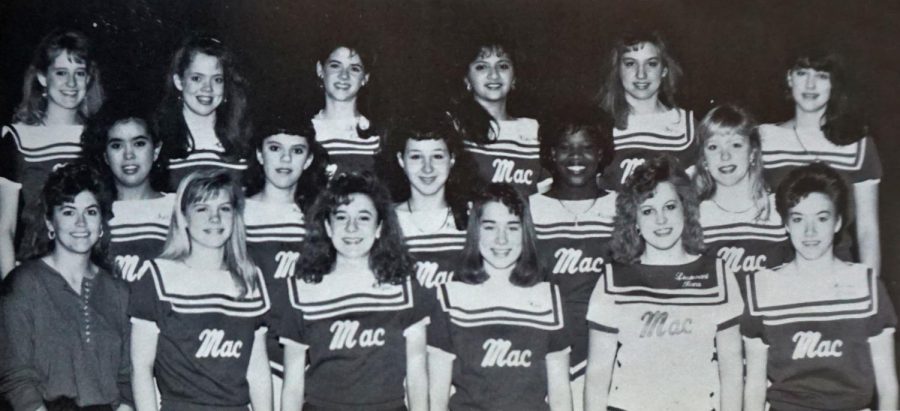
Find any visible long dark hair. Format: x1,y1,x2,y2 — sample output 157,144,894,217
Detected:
299,172,414,285
454,183,543,287
315,38,379,139
154,35,250,159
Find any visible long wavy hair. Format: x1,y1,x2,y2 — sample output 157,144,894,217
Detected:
786,48,866,145
611,154,704,264
597,29,682,130
159,169,259,298
243,113,329,213
377,113,478,230
693,104,771,221
154,35,250,160
80,102,169,198
298,172,414,285
13,29,104,125
454,183,543,287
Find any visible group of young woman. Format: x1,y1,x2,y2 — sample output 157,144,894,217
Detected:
0,25,894,411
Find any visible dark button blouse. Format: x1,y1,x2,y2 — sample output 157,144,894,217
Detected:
0,259,132,411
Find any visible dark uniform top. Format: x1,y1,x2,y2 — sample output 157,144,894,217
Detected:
462,118,550,196
107,194,174,283
312,113,380,179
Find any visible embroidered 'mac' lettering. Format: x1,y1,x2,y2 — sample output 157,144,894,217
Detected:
552,248,604,274
717,247,767,273
491,158,533,184
639,311,692,338
115,255,153,283
619,158,646,184
791,331,843,359
481,338,532,367
329,320,386,350
196,329,243,358
416,261,453,288
274,251,300,279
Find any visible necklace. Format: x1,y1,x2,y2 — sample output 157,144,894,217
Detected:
406,202,452,234
557,198,599,227
710,197,755,215
792,125,820,161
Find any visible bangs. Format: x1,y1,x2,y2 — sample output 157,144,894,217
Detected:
792,54,838,73
182,175,238,211
48,46,89,67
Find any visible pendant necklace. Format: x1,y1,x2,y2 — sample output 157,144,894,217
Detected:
792,125,820,161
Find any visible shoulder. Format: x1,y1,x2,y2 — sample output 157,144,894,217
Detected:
758,123,789,141
2,260,48,294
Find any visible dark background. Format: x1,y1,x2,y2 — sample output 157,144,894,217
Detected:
2,0,899,346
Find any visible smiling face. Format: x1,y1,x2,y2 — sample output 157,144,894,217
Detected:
326,193,382,260
465,46,515,104
46,190,102,255
257,133,313,192
175,52,225,117
619,42,667,104
702,131,753,188
398,138,453,198
552,130,601,189
636,182,685,252
788,67,832,114
317,47,369,103
105,119,159,190
38,50,89,112
185,190,235,250
785,192,840,261
478,201,523,271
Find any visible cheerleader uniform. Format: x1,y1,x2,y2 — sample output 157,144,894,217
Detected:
699,194,790,296
462,118,550,195
396,207,466,289
243,199,305,405
428,281,569,411
0,124,82,259
128,259,270,411
585,256,744,411
107,194,175,283
529,192,616,380
277,273,430,410
599,108,697,190
166,126,247,192
312,112,380,178
742,262,896,411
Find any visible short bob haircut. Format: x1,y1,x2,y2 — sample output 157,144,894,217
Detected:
155,35,250,159
315,38,379,139
539,105,616,178
81,101,168,197
14,29,104,125
299,172,414,285
693,104,771,221
377,112,478,230
243,112,329,213
598,29,682,130
38,161,114,267
775,162,849,235
159,169,259,298
611,154,704,264
454,183,544,287
786,47,866,146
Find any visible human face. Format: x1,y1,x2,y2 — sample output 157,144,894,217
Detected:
185,191,234,250
619,42,667,103
552,131,601,189
105,119,159,190
785,192,841,261
788,67,832,114
398,138,454,198
174,52,225,117
478,201,523,271
257,133,313,191
703,131,753,188
46,190,102,255
326,193,382,260
317,47,369,103
37,51,89,112
636,182,685,252
465,46,515,104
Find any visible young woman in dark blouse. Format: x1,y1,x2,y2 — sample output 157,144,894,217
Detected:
0,162,132,411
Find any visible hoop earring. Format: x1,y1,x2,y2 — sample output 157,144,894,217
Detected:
48,229,56,240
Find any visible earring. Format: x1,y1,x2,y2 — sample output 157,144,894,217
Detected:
465,83,471,92
48,229,56,240
41,89,48,98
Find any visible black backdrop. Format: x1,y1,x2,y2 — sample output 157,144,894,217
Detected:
2,0,900,349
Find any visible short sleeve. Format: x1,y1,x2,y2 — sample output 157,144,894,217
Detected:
854,136,882,184
585,269,619,334
681,110,700,169
127,262,161,323
0,125,20,183
405,280,433,335
548,284,572,354
426,285,455,357
717,267,745,331
868,279,897,337
740,305,766,342
274,282,306,347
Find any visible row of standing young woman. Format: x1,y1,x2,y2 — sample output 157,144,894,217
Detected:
0,28,893,411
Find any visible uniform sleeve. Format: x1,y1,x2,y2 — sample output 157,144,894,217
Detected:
0,125,20,183
853,136,882,184
426,285,456,358
275,279,307,348
680,110,700,170
718,266,745,330
868,278,897,337
0,270,46,411
127,261,160,323
548,285,572,354
585,268,619,334
405,280,433,336
740,274,766,343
